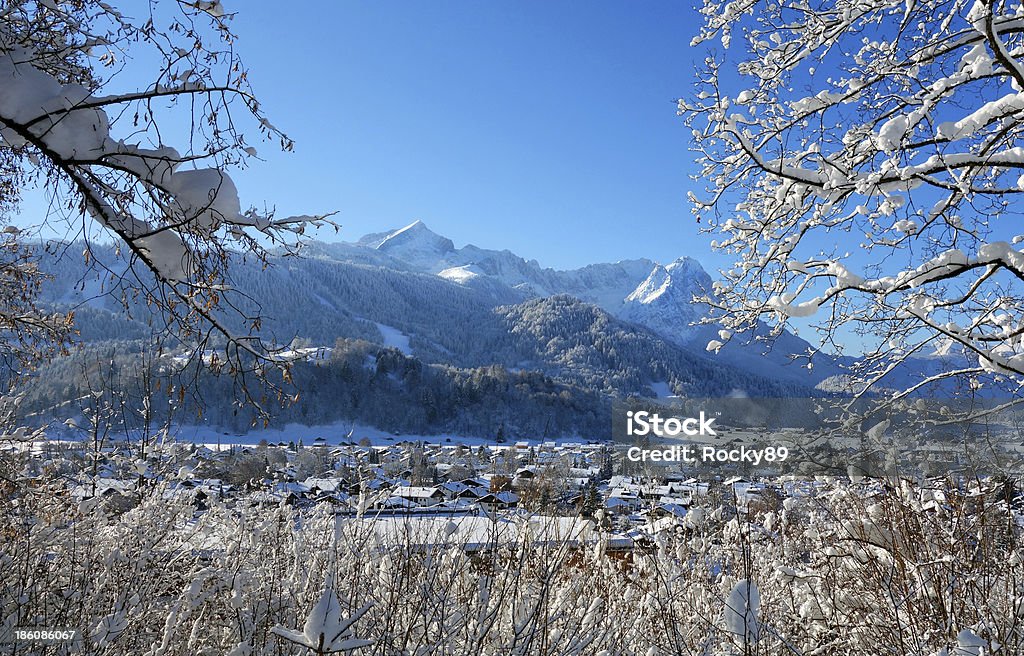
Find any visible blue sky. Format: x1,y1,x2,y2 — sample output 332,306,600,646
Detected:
216,2,718,271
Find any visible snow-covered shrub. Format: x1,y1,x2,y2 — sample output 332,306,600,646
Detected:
2,475,1021,654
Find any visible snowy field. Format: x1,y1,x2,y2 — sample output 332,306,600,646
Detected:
172,421,590,449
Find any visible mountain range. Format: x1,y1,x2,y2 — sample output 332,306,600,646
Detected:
301,220,840,385
19,221,964,438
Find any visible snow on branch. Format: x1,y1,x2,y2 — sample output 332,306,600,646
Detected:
682,0,1024,397
0,1,336,413
271,575,373,654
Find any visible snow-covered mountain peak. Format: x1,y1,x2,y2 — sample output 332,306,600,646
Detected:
616,258,718,347
624,257,712,307
340,223,721,333
374,220,454,253
665,256,711,283
625,264,671,305
362,220,457,269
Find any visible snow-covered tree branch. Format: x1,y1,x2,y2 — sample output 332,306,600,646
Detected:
682,0,1024,398
0,1,333,411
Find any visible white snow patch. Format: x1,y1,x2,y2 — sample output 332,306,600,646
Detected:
648,381,676,398
937,92,1024,141
438,264,484,284
768,293,821,318
952,628,990,656
374,323,412,355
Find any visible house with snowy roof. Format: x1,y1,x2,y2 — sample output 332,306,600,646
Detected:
393,485,445,506
478,491,519,511
604,496,636,515
455,486,488,501
439,481,468,499
377,496,420,510
304,477,349,495
68,477,133,501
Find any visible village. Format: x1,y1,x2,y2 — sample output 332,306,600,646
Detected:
22,432,1008,557
11,432,1024,654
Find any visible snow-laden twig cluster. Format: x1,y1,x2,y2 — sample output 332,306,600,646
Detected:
682,0,1024,405
0,1,334,412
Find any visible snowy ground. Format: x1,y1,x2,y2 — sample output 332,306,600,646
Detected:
149,420,594,450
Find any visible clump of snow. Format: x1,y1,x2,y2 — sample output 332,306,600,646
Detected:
768,293,821,318
876,114,909,152
866,420,889,441
194,1,226,17
271,575,373,652
892,219,918,235
937,93,1024,141
724,579,761,645
163,168,242,235
826,261,864,288
979,241,1024,270
959,43,993,77
966,0,991,32
135,230,197,282
948,628,990,656
0,49,108,158
789,90,845,113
